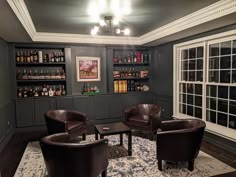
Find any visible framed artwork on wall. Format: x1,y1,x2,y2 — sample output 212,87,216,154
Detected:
76,56,101,82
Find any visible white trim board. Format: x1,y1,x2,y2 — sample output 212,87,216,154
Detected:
7,0,236,45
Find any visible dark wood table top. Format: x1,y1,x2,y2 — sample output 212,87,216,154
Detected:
95,122,131,136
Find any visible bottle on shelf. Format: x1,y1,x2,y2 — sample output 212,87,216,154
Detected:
17,88,23,98
26,51,31,63
33,50,38,63
30,50,34,62
62,85,66,95
38,51,43,63
60,52,65,62
16,51,20,63
20,51,24,63
49,86,54,97
16,69,22,80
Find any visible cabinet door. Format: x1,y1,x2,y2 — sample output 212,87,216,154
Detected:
15,99,34,127
74,96,94,121
34,98,56,125
94,94,124,120
56,97,74,110
94,95,109,119
109,94,124,118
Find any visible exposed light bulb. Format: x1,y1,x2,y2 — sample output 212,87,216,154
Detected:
116,29,121,34
113,18,119,26
91,29,97,35
99,19,106,26
94,26,99,32
124,28,130,35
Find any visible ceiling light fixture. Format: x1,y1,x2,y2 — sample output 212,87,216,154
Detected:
91,16,130,36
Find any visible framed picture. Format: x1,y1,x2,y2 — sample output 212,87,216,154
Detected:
76,56,101,82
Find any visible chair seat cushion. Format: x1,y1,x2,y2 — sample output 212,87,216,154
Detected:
128,115,150,126
67,121,85,134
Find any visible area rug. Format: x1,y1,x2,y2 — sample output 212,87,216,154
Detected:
14,135,235,177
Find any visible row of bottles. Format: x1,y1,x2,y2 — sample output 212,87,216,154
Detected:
114,80,149,93
17,69,66,80
113,51,149,64
16,50,65,63
82,83,99,93
17,84,66,98
113,68,149,78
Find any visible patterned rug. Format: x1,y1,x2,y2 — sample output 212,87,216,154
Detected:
14,135,235,177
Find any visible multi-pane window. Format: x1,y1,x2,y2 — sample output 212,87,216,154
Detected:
175,34,236,140
207,40,236,130
179,46,203,119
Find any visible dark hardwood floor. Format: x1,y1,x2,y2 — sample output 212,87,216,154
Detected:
0,128,235,177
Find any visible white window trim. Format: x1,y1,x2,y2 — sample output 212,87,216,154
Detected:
173,29,236,142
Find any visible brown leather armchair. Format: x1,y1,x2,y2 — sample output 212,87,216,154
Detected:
40,133,109,177
156,119,206,171
125,104,161,139
44,110,87,139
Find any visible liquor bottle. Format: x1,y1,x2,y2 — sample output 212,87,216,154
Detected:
118,56,122,63
22,69,28,80
16,69,22,80
39,69,44,80
62,85,66,95
23,87,28,97
127,55,131,63
133,54,137,63
34,87,39,97
33,50,38,63
30,50,34,62
55,52,59,62
113,55,117,63
34,69,39,80
38,51,43,63
131,52,134,63
60,69,66,80
16,51,20,63
51,53,55,62
44,85,49,96
49,87,54,97
20,51,24,62
17,88,22,98
45,70,50,80
60,52,65,62
26,51,31,63
43,54,47,63
56,69,61,79
28,69,32,80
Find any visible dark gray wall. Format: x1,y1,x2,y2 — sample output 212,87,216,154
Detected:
71,46,107,94
0,38,15,152
152,24,236,152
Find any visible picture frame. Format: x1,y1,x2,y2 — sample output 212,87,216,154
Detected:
76,56,101,82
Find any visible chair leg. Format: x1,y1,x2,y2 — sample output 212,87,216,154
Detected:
102,169,107,177
82,133,86,140
188,160,194,171
158,159,162,171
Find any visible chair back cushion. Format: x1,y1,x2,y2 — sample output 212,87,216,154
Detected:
40,133,108,177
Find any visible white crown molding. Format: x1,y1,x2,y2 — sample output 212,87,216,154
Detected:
34,32,142,45
7,0,236,45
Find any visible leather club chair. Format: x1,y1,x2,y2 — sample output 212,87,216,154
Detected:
40,133,108,177
44,110,87,139
156,118,206,171
125,104,161,139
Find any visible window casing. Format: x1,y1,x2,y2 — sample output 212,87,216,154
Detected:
174,32,236,141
